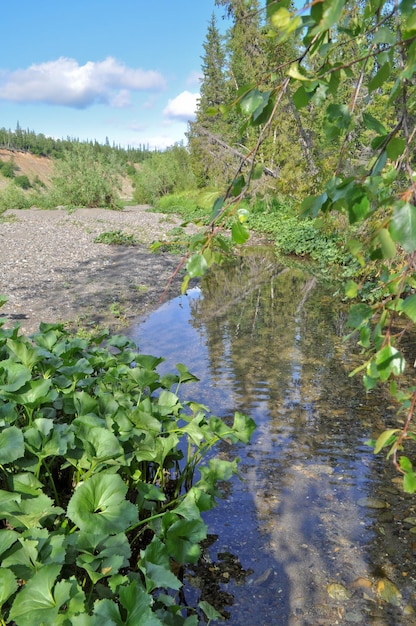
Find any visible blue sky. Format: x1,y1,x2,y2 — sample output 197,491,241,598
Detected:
0,1,229,150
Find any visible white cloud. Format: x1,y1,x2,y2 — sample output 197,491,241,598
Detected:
0,57,166,109
186,71,202,86
163,91,199,122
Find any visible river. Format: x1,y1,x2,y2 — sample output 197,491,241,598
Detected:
129,248,416,626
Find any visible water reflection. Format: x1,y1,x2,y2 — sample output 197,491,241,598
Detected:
130,248,416,625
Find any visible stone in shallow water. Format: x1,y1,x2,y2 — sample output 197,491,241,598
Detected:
376,578,402,606
327,582,352,600
357,497,388,509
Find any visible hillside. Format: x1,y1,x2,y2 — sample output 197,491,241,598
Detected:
0,149,53,190
0,149,134,199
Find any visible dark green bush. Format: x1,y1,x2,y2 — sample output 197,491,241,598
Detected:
14,175,31,189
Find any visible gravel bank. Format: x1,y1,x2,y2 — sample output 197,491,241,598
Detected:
0,205,194,335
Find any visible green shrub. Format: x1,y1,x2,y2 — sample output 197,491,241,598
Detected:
0,183,32,212
0,159,17,179
14,175,31,189
51,144,123,209
133,145,196,205
0,315,256,624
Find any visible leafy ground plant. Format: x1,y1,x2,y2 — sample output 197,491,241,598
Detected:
94,230,137,246
0,301,255,625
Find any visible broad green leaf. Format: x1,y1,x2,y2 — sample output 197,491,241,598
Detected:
231,175,246,197
186,254,208,278
300,192,328,218
0,493,63,530
400,294,416,322
67,473,137,535
399,455,413,472
10,378,54,407
270,6,291,29
326,103,351,129
389,202,416,252
375,345,405,381
403,471,416,493
0,426,25,463
231,221,250,244
292,85,311,109
239,89,265,116
373,428,400,454
377,228,396,259
0,567,18,607
199,600,223,621
386,137,406,161
0,529,19,557
252,164,263,180
362,112,387,135
119,581,163,626
75,532,130,584
288,64,309,82
232,411,257,443
209,196,224,221
310,0,344,33
345,280,359,298
347,303,373,328
139,537,182,593
0,360,31,392
164,516,207,564
84,426,124,461
6,339,41,370
368,62,391,92
8,563,63,626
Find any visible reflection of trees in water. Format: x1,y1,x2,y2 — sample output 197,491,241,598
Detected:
189,248,342,426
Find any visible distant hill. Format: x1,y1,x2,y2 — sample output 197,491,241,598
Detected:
0,149,53,191
0,149,134,200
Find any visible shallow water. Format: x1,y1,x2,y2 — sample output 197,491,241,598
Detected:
130,250,416,626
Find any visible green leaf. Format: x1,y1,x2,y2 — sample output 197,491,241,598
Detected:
362,112,387,135
0,567,18,607
389,202,416,252
292,85,311,109
377,228,396,259
186,254,208,278
119,581,163,626
345,280,359,298
199,600,224,621
164,516,207,564
403,471,416,493
6,339,41,370
67,473,137,536
231,411,257,443
326,103,351,129
231,221,250,244
239,89,265,116
375,345,405,381
139,537,182,593
311,0,344,33
368,62,391,92
386,137,406,161
10,378,54,407
399,455,413,472
0,360,31,392
373,428,400,454
0,426,25,464
209,196,224,221
300,192,328,218
347,303,373,328
400,294,416,322
8,563,64,626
